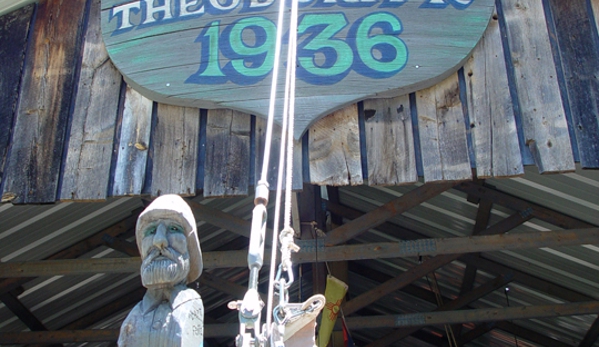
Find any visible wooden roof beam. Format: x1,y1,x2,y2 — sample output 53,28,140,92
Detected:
0,208,141,296
329,193,596,303
7,226,599,278
459,254,595,303
350,263,575,347
0,324,241,344
60,287,145,330
363,274,513,347
494,321,575,347
0,293,63,347
453,197,493,337
342,210,532,316
350,301,599,330
0,293,46,332
325,182,456,246
451,322,495,346
185,199,253,239
324,200,424,241
456,181,596,229
578,314,599,347
1,303,591,346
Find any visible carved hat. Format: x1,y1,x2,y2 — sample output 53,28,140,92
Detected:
135,194,202,283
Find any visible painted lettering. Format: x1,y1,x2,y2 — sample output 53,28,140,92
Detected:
187,11,408,85
144,0,173,24
249,0,275,9
111,2,141,30
208,0,240,12
420,0,473,9
110,0,475,31
180,0,205,17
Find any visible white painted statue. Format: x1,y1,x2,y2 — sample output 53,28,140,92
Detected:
118,195,204,347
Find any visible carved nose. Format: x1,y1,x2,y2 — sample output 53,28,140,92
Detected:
153,223,168,249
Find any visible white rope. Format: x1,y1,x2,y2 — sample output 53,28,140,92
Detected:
265,0,300,331
284,0,299,231
260,0,288,183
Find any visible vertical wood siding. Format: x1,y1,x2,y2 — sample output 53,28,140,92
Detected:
60,0,121,201
2,0,88,203
0,0,596,202
498,0,575,173
416,74,472,182
0,5,32,201
204,109,251,197
150,104,200,196
546,0,599,168
111,87,153,197
363,95,417,186
309,104,363,186
464,11,524,178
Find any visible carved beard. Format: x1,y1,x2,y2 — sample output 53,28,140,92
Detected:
141,247,190,288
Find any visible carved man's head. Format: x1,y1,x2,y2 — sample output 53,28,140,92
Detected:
135,195,202,288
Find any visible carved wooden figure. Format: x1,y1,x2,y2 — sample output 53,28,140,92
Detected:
119,195,204,347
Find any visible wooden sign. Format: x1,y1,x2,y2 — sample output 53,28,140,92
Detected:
101,0,494,138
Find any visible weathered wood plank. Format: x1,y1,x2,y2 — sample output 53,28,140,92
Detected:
254,117,281,189
60,0,121,201
309,104,363,186
111,86,153,196
2,0,88,203
0,5,33,195
255,118,303,191
364,95,417,185
150,104,200,196
546,0,599,168
416,74,472,182
3,227,597,277
293,138,303,190
499,0,575,173
464,11,523,178
353,301,599,331
204,109,251,197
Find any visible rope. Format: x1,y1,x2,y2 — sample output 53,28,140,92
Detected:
260,0,287,183
265,0,300,331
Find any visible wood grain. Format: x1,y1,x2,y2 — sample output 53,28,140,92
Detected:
547,0,599,168
60,0,122,201
112,86,153,196
309,104,363,186
150,104,200,196
499,0,574,173
464,12,523,178
0,5,33,193
204,109,251,197
254,117,281,190
2,0,88,203
364,95,417,185
416,74,472,182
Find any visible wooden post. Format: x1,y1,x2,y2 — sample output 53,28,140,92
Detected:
298,184,327,296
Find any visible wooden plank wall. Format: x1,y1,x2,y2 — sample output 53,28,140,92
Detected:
1,0,598,203
0,5,33,202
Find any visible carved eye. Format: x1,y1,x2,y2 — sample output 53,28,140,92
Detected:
169,224,184,234
144,226,157,237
